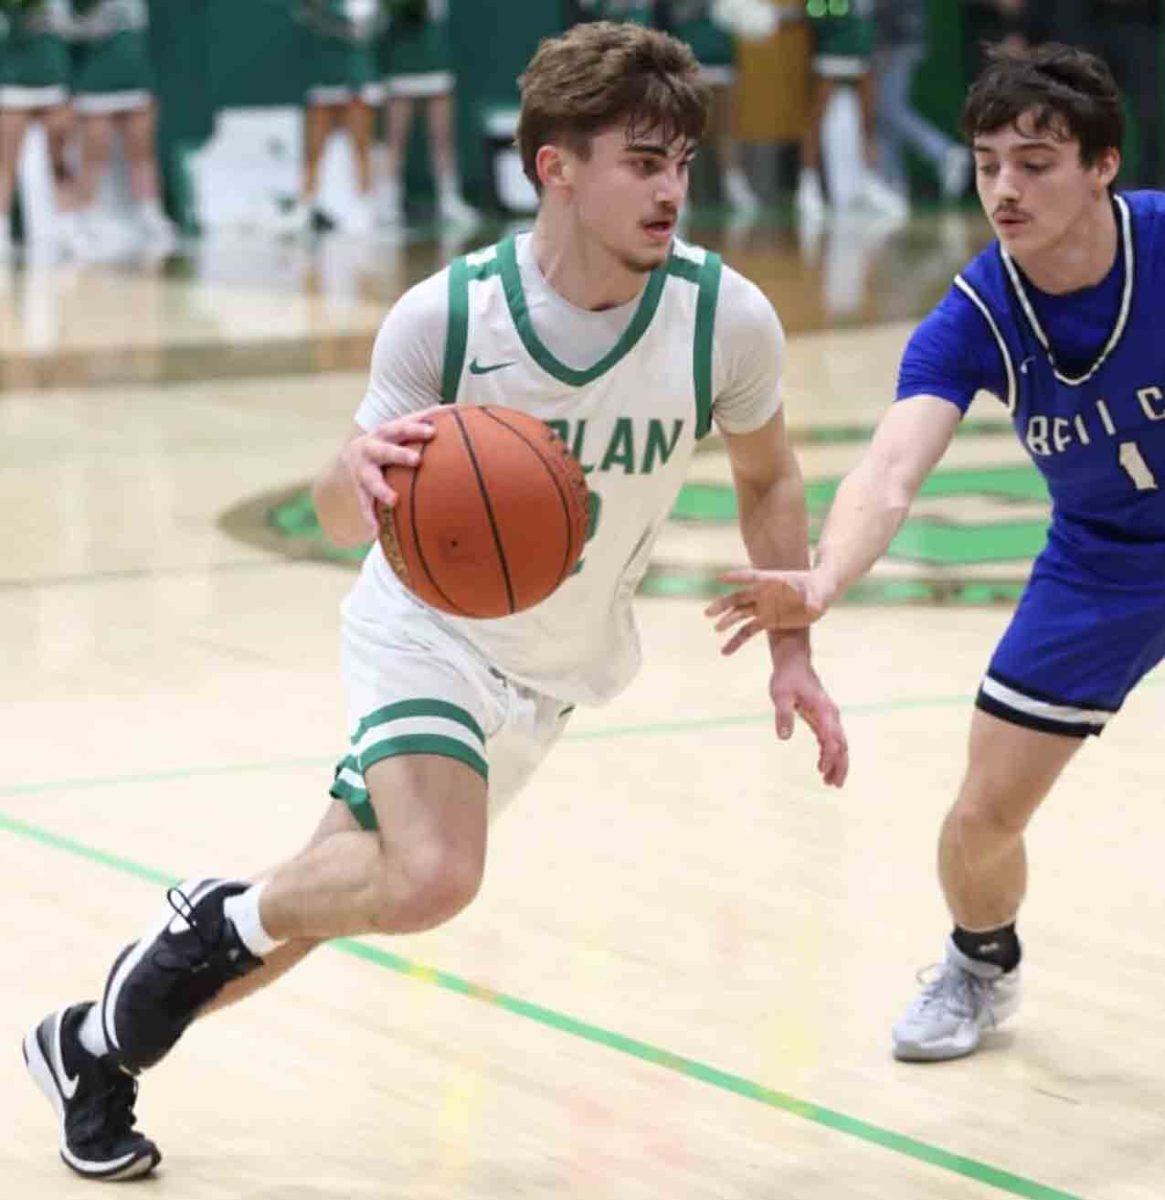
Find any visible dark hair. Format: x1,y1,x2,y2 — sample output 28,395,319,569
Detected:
517,21,708,193
961,43,1124,166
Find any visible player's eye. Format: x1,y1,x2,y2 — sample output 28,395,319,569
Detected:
975,160,999,177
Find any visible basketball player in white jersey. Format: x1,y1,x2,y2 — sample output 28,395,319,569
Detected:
23,21,847,1180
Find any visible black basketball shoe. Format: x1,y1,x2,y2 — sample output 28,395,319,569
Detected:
23,1003,161,1181
100,877,264,1073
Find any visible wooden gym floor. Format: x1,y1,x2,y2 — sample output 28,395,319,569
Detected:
1,207,1162,1199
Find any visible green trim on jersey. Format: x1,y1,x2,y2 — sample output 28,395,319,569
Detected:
442,255,471,403
443,250,504,402
666,256,701,284
497,234,667,387
693,250,722,439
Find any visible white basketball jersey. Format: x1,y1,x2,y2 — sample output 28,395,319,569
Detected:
355,234,723,706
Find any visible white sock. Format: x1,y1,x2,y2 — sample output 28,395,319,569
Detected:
222,882,280,956
78,1002,111,1058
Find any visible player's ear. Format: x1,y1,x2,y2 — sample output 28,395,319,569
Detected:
1094,146,1121,193
536,144,571,194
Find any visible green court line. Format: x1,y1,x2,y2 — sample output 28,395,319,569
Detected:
0,805,1082,1200
0,693,973,801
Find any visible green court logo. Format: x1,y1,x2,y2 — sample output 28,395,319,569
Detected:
221,427,1050,607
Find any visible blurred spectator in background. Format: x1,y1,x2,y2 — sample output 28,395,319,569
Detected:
379,0,476,226
872,0,971,204
0,0,75,258
1020,0,1162,187
281,0,384,236
571,1,772,214
797,0,907,223
668,0,768,214
68,0,176,254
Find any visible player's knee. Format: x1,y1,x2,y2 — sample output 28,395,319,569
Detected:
952,789,1030,843
370,840,483,933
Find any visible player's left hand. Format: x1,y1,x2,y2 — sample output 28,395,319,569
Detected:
768,639,848,787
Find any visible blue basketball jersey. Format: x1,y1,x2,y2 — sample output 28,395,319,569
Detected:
899,192,1165,735
906,191,1165,585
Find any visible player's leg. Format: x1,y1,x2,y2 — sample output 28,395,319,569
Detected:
76,111,114,210
23,756,484,1181
382,93,415,224
796,73,832,222
121,103,175,249
346,97,375,196
0,108,31,254
892,560,1165,1061
939,712,1080,931
425,90,476,223
21,801,351,1185
890,711,1079,1062
855,68,907,217
343,95,376,233
197,795,358,1016
43,102,80,252
302,101,337,215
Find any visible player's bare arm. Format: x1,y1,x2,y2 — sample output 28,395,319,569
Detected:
312,415,437,548
722,411,849,787
709,394,960,648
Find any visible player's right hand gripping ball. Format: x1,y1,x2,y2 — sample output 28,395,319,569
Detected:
376,405,591,618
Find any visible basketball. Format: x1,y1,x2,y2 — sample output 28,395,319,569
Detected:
376,405,591,618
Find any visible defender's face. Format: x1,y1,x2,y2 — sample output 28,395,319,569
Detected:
565,126,694,273
972,114,1118,256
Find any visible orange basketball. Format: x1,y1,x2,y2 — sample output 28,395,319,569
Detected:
376,405,591,618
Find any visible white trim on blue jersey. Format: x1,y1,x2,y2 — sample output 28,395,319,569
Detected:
952,274,1017,414
1000,193,1135,388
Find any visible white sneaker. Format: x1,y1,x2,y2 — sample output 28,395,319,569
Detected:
861,169,910,219
940,146,972,201
378,177,403,228
723,166,761,215
274,198,311,237
136,203,178,254
796,168,826,225
344,194,374,236
69,210,105,260
892,938,1023,1062
437,185,479,225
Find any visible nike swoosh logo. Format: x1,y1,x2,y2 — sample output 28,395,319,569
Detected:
469,358,516,376
52,1015,80,1101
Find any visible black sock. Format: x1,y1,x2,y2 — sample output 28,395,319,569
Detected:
952,922,1021,973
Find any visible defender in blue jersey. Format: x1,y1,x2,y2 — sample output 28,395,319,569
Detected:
707,44,1154,1060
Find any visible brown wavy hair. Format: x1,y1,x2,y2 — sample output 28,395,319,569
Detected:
962,43,1124,167
517,21,708,193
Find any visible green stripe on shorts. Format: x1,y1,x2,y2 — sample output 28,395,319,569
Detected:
352,699,485,744
361,734,488,780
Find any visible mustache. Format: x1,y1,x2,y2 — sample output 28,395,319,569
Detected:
993,206,1027,219
645,207,678,223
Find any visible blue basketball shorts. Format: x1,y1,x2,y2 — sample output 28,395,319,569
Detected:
978,554,1165,737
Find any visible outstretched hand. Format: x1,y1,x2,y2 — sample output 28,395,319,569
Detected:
705,568,833,655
